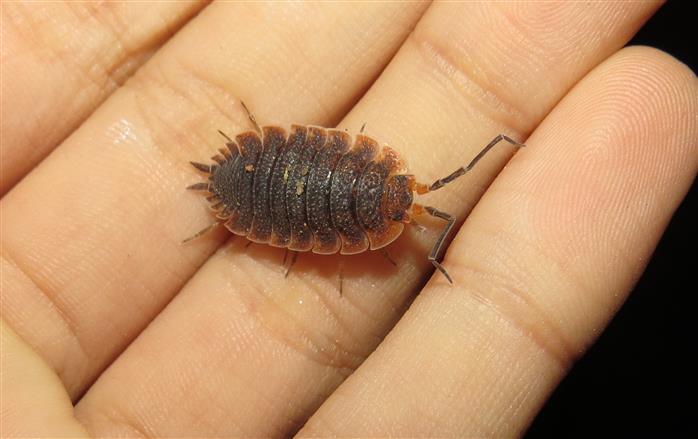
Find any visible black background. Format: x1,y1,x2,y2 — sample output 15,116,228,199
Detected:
525,2,696,438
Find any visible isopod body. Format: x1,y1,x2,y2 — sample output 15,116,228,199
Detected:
186,108,524,283
189,125,414,255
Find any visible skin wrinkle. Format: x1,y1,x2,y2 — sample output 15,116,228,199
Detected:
492,2,555,60
242,309,341,435
83,309,261,437
290,285,367,371
84,407,151,439
1,4,209,194
6,5,81,63
234,254,410,372
449,188,616,362
299,254,405,346
298,280,369,359
491,3,589,90
129,67,244,179
77,210,177,321
336,281,399,345
74,2,203,90
447,259,576,370
232,259,367,375
78,4,134,90
188,364,261,437
234,254,356,359
0,252,90,382
478,206,603,313
308,8,408,120
409,33,532,137
161,48,267,128
2,4,204,142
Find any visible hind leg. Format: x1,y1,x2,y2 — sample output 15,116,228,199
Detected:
337,258,345,296
241,101,262,136
284,251,299,278
181,222,222,244
380,248,397,267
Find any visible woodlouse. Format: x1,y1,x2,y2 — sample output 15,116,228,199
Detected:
184,104,524,283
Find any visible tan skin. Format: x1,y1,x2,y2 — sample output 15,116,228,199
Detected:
1,2,696,437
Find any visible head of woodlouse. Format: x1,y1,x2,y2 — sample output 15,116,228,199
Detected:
383,175,415,223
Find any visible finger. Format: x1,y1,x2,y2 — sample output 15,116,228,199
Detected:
0,2,428,402
73,3,662,438
0,1,206,194
0,320,88,437
298,47,698,437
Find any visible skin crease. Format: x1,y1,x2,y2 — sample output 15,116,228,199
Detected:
0,1,209,195
1,2,696,438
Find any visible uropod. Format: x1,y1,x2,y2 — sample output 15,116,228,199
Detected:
184,104,524,283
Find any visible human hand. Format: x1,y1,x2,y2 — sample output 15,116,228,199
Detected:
2,2,696,437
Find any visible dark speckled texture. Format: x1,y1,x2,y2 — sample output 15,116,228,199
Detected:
306,130,352,254
223,132,262,235
355,146,406,250
268,125,307,248
193,126,412,254
330,134,378,254
286,127,327,251
248,126,287,243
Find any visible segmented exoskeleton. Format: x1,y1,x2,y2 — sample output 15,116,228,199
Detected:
185,104,524,283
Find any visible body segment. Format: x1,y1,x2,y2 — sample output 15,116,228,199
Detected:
305,130,352,254
223,132,262,235
249,126,286,243
268,125,307,247
285,127,327,251
330,134,378,254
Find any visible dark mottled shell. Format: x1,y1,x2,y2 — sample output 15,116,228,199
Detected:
248,126,286,243
355,146,406,250
193,125,412,255
330,134,378,254
286,127,327,251
269,125,307,247
306,130,351,254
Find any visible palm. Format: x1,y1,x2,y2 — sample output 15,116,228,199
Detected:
1,3,696,437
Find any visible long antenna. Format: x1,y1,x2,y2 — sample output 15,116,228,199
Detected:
429,134,525,192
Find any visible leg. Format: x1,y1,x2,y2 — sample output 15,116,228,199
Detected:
217,129,233,143
190,161,212,173
429,134,525,192
285,251,298,278
181,221,222,244
380,248,397,267
360,123,366,134
218,130,238,157
186,182,210,191
338,258,345,296
240,101,262,136
424,206,456,284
